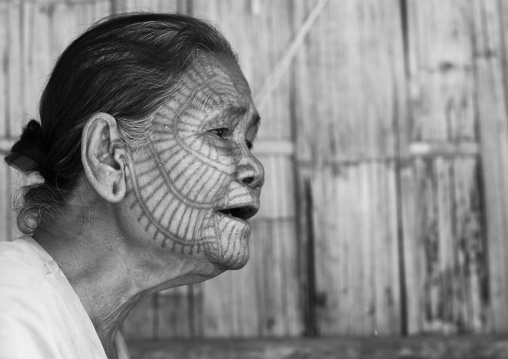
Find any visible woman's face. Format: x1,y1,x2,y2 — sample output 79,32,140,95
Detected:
120,54,264,273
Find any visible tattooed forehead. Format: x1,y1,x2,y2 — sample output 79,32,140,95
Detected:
167,54,252,115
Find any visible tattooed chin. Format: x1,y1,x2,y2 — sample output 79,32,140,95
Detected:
205,211,253,270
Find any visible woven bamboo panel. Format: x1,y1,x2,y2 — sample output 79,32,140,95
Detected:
401,158,485,334
310,162,400,335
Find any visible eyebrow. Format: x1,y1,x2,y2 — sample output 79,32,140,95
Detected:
224,105,248,118
224,105,261,126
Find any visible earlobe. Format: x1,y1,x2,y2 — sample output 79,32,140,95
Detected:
81,113,128,203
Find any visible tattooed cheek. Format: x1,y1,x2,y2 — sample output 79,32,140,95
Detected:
214,146,240,163
204,153,238,176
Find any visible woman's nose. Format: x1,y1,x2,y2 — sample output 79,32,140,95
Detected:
235,154,264,189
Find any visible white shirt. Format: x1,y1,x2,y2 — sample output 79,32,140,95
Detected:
0,236,130,359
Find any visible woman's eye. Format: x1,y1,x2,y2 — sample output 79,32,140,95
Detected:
210,128,229,138
246,139,253,150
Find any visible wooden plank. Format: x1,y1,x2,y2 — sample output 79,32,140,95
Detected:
453,158,485,332
310,165,344,333
295,0,405,164
294,0,405,336
372,161,401,335
406,0,475,144
400,159,424,334
293,0,327,164
312,162,400,335
263,0,293,141
402,157,486,334
292,0,315,337
355,0,406,161
278,217,303,336
472,0,508,333
255,219,291,336
402,0,488,335
355,163,370,334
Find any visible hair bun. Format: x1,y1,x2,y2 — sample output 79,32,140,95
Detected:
4,120,47,173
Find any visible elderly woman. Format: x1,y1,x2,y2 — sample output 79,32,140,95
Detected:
0,13,264,359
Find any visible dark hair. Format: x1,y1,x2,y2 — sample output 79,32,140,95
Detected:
5,13,237,233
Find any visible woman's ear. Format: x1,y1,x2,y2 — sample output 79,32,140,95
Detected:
81,113,128,203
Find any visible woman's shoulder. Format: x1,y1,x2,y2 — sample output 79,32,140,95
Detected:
0,236,51,294
0,236,86,359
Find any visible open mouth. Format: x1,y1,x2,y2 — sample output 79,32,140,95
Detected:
217,205,258,221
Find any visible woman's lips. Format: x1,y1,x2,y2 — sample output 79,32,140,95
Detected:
216,205,259,221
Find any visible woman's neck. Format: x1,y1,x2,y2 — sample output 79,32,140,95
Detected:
32,202,146,359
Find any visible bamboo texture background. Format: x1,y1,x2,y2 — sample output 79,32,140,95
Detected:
1,0,507,339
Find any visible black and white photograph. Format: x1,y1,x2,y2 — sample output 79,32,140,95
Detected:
1,1,507,358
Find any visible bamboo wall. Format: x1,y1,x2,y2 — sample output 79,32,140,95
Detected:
1,0,508,338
